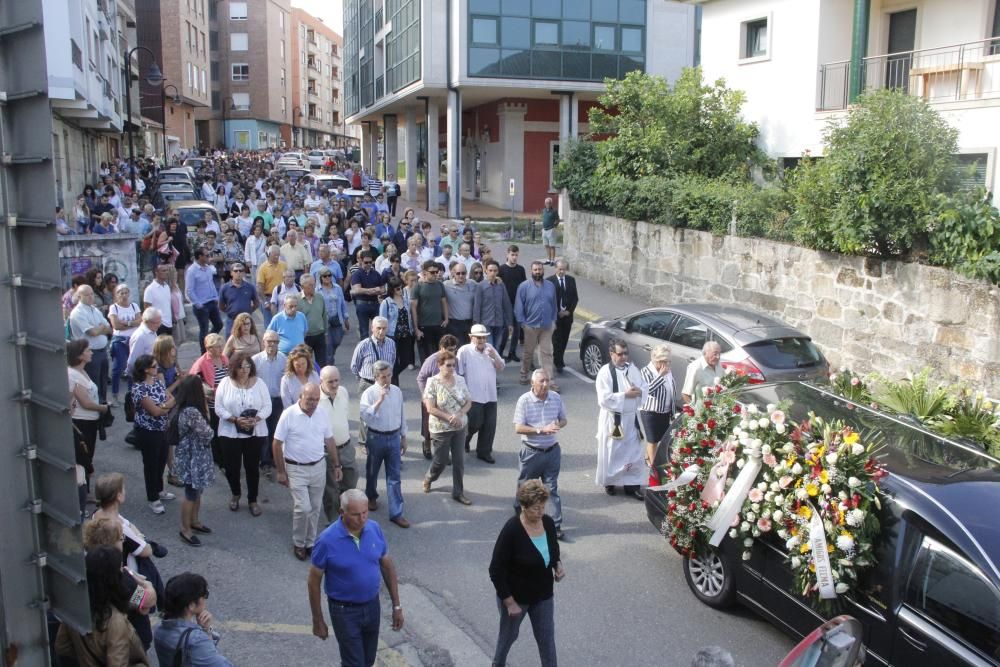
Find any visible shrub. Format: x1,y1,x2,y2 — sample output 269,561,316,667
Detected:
605,175,674,224
552,139,604,212
927,187,1000,284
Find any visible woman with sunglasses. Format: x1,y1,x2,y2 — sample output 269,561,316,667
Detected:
130,355,176,515
215,352,271,516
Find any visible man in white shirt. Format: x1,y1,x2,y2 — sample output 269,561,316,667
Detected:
126,308,162,375
272,383,342,561
317,366,355,523
359,361,409,528
682,341,723,405
457,324,505,463
142,263,174,334
69,285,112,403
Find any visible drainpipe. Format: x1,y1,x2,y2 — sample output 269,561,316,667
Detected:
417,95,429,210
848,0,871,103
446,0,461,218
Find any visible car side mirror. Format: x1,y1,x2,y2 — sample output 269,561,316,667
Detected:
778,615,865,667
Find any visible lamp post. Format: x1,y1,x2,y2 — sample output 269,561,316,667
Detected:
292,105,305,147
221,97,237,149
123,45,163,194
161,84,180,165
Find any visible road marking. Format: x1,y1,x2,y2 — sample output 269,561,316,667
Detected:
575,307,600,322
217,621,414,665
565,366,594,384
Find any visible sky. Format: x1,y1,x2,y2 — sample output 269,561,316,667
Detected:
291,0,343,35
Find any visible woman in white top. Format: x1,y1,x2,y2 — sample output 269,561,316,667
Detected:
214,351,272,516
107,284,142,405
244,219,268,275
67,339,110,487
279,346,319,408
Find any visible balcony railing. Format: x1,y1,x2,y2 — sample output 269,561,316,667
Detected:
818,36,1000,111
375,75,384,100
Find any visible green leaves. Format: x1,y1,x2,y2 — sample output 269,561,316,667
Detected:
926,188,1000,283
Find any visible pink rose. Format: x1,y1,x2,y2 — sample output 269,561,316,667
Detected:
763,453,778,467
779,475,793,489
850,377,860,386
770,410,786,425
721,449,736,465
757,518,772,532
748,488,764,503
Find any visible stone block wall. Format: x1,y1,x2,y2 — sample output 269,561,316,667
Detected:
564,209,1000,396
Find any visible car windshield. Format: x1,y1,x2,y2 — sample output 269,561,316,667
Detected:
178,210,212,228
744,337,823,369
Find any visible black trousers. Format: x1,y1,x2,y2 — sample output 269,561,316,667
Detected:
447,319,472,346
136,427,168,502
465,401,498,457
305,332,327,367
552,312,573,370
417,324,443,361
220,435,262,503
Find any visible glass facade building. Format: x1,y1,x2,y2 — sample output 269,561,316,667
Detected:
467,0,646,80
344,0,421,117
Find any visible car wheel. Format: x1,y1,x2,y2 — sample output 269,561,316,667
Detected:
683,547,735,608
581,339,605,379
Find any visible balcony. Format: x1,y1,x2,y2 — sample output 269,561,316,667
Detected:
308,86,319,98
818,37,1000,111
307,58,320,72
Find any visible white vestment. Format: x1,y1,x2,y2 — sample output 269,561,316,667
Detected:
595,363,649,486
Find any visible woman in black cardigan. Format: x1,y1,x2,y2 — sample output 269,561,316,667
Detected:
489,479,565,667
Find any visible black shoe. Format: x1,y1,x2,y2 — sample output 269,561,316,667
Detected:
98,426,107,441
555,366,564,374
624,486,645,501
464,444,470,453
555,528,567,541
149,541,168,558
179,532,201,547
509,354,521,362
422,442,432,460
604,485,616,496
191,524,212,534
477,454,496,464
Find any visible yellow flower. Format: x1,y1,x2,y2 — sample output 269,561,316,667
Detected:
827,543,835,553
808,562,816,572
800,543,811,554
785,456,797,467
798,505,812,520
789,526,798,536
844,432,859,445
806,483,819,497
819,470,829,484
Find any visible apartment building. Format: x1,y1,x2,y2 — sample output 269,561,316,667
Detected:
290,9,345,148
198,0,293,150
342,0,697,217
691,0,1000,204
135,0,211,158
44,0,131,206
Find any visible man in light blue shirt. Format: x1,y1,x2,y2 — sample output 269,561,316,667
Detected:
513,261,559,390
309,244,344,283
185,247,223,352
359,361,409,528
252,331,287,471
266,295,309,354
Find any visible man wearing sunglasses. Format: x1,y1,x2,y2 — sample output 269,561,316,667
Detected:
219,263,259,339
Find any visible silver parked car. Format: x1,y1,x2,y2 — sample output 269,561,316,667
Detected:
578,303,829,405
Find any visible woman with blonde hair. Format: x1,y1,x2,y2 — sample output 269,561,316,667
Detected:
152,334,184,487
280,344,319,408
222,312,261,357
639,343,676,469
189,333,229,465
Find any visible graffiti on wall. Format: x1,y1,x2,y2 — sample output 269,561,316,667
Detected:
57,234,140,291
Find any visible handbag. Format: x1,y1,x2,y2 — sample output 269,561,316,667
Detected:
328,313,342,328
236,408,258,436
124,392,136,422
101,405,115,429
171,627,196,667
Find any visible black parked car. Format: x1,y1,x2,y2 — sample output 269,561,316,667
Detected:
645,382,1000,666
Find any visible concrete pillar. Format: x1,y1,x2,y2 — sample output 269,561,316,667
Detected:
497,101,527,212
570,94,580,138
383,114,398,181
426,99,440,211
558,93,571,146
446,89,462,219
360,123,372,171
405,106,418,200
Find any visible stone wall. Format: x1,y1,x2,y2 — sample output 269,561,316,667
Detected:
563,208,1000,396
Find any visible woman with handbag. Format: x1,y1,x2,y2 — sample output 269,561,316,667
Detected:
421,350,473,505
214,352,271,517
154,573,232,666
171,376,217,545
67,339,111,490
316,268,349,365
380,277,414,384
130,355,177,515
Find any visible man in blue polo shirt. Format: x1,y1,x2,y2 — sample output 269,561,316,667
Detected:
266,295,309,354
218,262,259,338
308,488,404,667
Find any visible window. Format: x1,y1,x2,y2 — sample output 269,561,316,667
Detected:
904,536,1000,657
280,67,286,86
209,0,216,19
472,17,498,45
234,130,250,149
231,92,250,111
594,24,616,50
741,18,768,60
562,21,590,49
502,0,529,16
259,131,267,147
667,315,709,350
956,153,989,190
534,20,559,46
200,31,206,55
628,311,675,340
621,26,643,53
280,40,285,58
279,11,285,29
502,17,530,49
210,61,219,81
532,0,560,18
231,33,248,51
230,2,247,20
281,96,286,114
211,91,220,110
232,63,249,81
209,30,218,51
470,0,500,11
187,62,193,88
200,68,206,94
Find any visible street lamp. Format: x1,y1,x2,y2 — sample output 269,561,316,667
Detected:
221,97,237,149
123,45,163,194
161,84,180,164
292,105,305,147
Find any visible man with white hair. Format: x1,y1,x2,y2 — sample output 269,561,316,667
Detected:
350,316,396,450
682,340,723,404
273,382,342,561
126,307,162,374
69,284,112,402
281,228,313,284
359,361,409,528
318,366,355,522
266,295,309,355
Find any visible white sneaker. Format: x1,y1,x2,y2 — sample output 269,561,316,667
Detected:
149,500,165,514
158,491,176,501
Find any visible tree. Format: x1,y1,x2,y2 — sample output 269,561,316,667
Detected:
587,68,761,182
789,89,960,257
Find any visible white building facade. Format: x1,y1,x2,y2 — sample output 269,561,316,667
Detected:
343,0,697,217
692,0,1000,204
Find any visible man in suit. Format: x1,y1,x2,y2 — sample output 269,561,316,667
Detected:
548,259,578,374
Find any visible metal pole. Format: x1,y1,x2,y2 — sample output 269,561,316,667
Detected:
123,48,136,194
161,90,167,163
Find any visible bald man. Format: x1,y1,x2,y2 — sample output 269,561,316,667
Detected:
318,366,356,522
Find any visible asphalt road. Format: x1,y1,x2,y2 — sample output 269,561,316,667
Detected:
93,242,793,666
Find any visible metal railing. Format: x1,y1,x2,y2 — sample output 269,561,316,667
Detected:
818,36,1000,110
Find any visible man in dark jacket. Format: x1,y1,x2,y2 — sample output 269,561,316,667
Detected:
547,259,578,373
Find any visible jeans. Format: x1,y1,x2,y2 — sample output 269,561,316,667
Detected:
326,324,345,365
192,300,223,352
446,318,472,346
521,326,555,381
220,436,262,502
355,301,379,340
493,595,557,667
286,459,326,548
488,325,506,350
465,402,498,458
261,301,274,328
425,428,466,498
364,431,403,519
328,596,381,667
84,346,110,404
513,444,562,528
110,337,130,396
136,427,168,502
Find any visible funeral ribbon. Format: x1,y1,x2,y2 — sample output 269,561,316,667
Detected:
808,501,837,599
647,464,700,493
705,442,762,547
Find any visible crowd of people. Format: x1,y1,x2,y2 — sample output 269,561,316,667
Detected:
56,148,732,667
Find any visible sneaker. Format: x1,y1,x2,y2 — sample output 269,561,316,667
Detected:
149,500,165,514
158,491,176,501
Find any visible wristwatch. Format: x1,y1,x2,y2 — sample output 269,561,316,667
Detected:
392,605,402,611
535,427,541,435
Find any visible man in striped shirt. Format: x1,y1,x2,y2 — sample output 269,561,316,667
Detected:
350,316,397,448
